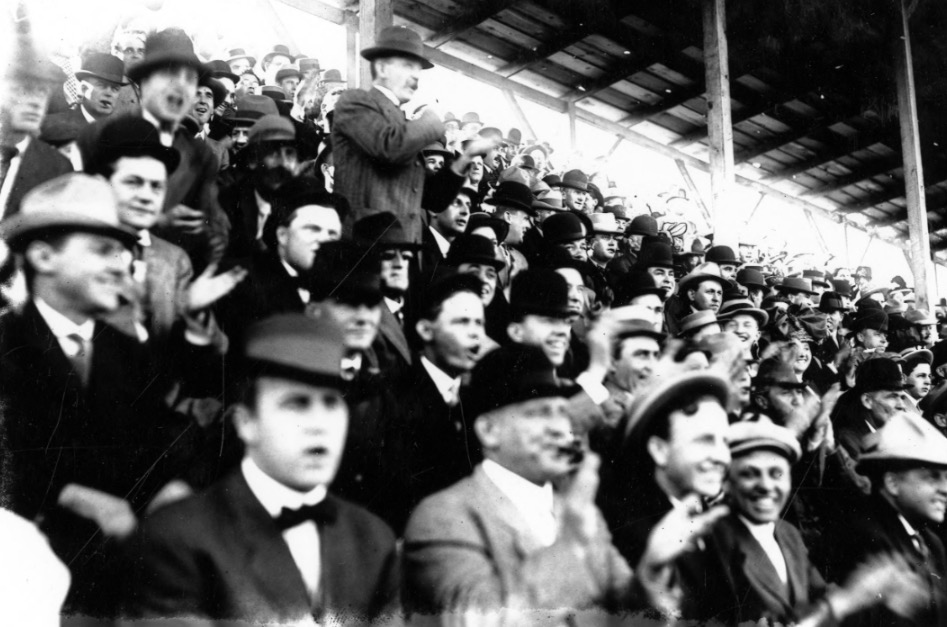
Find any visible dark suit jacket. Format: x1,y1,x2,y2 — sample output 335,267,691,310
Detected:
403,464,634,621
2,136,72,217
374,301,412,375
40,106,91,142
127,469,400,625
677,513,829,625
215,249,304,340
332,87,445,242
218,177,264,262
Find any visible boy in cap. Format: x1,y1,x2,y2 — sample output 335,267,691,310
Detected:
127,314,399,624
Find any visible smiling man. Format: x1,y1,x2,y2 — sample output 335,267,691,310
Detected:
128,313,400,624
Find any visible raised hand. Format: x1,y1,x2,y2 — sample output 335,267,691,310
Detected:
187,262,248,313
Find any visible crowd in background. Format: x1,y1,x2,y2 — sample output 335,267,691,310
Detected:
3,16,947,627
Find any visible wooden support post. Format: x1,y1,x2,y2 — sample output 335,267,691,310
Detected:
346,19,358,88
674,159,712,225
502,90,537,141
744,193,766,226
606,137,624,158
260,0,301,55
804,210,830,256
568,102,577,154
702,0,735,237
358,0,392,89
895,0,934,309
844,223,851,267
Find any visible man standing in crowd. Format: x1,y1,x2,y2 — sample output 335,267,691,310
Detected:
110,26,146,114
127,314,400,624
42,53,127,137
834,358,910,459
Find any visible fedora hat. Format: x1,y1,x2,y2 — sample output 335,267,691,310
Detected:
248,114,295,145
205,59,239,83
241,313,346,387
854,358,908,393
613,269,665,306
543,174,562,188
706,245,741,267
0,174,138,250
465,212,509,245
361,26,432,69
199,73,228,107
678,310,720,337
625,214,658,237
589,212,623,235
777,277,817,296
510,269,571,319
831,279,853,298
271,177,348,225
261,85,288,102
232,94,279,124
542,212,587,245
262,44,292,65
75,52,128,85
818,292,846,314
634,240,675,270
625,371,730,441
422,141,453,158
729,416,802,463
309,240,382,306
754,357,809,390
92,116,180,175
352,211,422,251
678,262,728,294
736,267,767,290
275,68,302,83
40,112,87,147
484,181,534,214
446,234,505,270
226,47,257,66
512,154,538,171
857,411,947,471
905,309,938,326
297,58,320,74
469,344,578,418
802,269,830,288
716,298,769,328
532,190,565,213
559,169,589,192
479,127,503,142
461,112,482,126
851,307,888,332
128,28,204,83
612,305,665,341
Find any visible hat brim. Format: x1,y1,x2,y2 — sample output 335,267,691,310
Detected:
127,54,204,83
514,305,572,320
857,454,947,473
453,254,505,270
2,215,139,250
592,226,623,236
360,47,433,70
718,307,769,328
559,182,588,192
75,70,129,86
98,143,180,175
777,285,818,296
483,196,535,216
679,273,728,294
227,54,257,65
625,373,730,442
211,69,240,83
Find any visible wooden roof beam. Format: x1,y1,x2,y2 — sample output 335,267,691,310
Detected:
837,183,947,214
869,207,944,227
799,158,901,197
760,128,895,182
494,22,596,78
735,119,834,164
618,83,705,126
425,0,520,48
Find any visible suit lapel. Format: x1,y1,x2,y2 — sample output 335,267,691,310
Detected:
471,466,545,556
728,517,793,616
20,301,82,390
776,522,807,607
379,304,412,365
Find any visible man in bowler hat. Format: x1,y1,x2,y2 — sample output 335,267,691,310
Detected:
42,52,128,141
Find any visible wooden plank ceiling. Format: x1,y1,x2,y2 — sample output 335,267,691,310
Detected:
298,0,947,259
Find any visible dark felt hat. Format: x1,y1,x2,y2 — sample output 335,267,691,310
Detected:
625,214,659,237
261,85,288,102
232,94,279,123
484,181,534,214
271,177,348,223
352,211,421,250
308,240,382,306
777,277,818,296
802,269,830,288
199,72,228,107
360,26,432,69
559,169,589,192
75,52,128,85
634,240,675,270
241,313,346,387
506,128,522,144
819,292,846,314
736,267,767,290
678,310,720,337
542,212,587,244
717,298,769,327
205,59,239,83
613,269,665,307
40,112,87,146
851,307,888,332
322,69,344,83
248,114,295,145
276,68,302,83
92,116,180,174
422,141,452,158
446,234,505,270
831,278,854,297
706,245,741,266
510,269,571,319
854,357,908,393
469,344,578,417
543,174,562,188
128,28,203,83
465,212,509,244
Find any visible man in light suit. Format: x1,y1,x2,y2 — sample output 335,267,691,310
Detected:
127,314,400,625
403,344,729,623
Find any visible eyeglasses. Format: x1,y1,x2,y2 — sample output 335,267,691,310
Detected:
120,47,145,57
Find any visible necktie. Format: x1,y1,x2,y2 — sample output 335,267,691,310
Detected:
444,379,461,407
64,333,91,387
274,500,337,531
0,145,19,195
912,532,931,564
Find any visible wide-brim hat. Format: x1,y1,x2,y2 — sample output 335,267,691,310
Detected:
777,277,818,296
612,307,665,341
717,299,769,328
559,169,589,192
818,292,846,314
589,212,623,235
625,371,731,442
422,141,453,158
729,417,802,463
262,44,292,65
802,269,831,288
360,26,433,69
905,308,939,326
857,412,947,471
0,174,138,250
678,310,720,337
483,181,534,214
446,234,505,270
226,47,257,66
851,307,888,332
466,212,509,244
128,28,204,83
232,94,279,123
74,52,129,86
205,59,239,83
532,190,565,213
352,211,423,251
678,262,728,294
275,68,302,84
93,116,180,174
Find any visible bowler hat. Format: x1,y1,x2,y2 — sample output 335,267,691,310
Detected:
559,169,589,192
736,267,767,290
589,212,622,235
262,44,292,65
479,127,503,142
298,58,321,74
226,48,257,66
706,245,741,267
0,174,138,250
777,277,817,296
851,307,888,332
422,141,452,158
613,270,664,306
543,212,586,245
461,112,482,126
625,214,658,237
625,371,730,441
129,28,204,83
322,69,344,83
634,240,675,270
309,240,382,306
854,358,908,393
802,269,830,288
206,59,240,83
352,212,421,250
483,181,534,214
199,74,228,107
678,262,728,294
717,299,769,328
248,114,295,145
275,68,302,84
361,26,432,69
512,155,537,171
92,116,180,175
232,95,279,123
261,85,288,102
857,412,947,471
465,212,509,245
676,239,706,261
729,416,802,463
241,313,346,387
510,269,571,319
587,183,605,208
754,357,808,390
603,205,631,221
818,292,846,314
506,128,522,145
469,344,578,417
40,112,87,146
678,310,720,337
831,279,853,297
543,174,562,188
75,52,128,85
446,234,505,270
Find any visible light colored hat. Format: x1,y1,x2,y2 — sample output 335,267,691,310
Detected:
0,173,137,249
729,416,802,463
612,305,665,340
679,310,720,337
589,212,623,235
905,308,938,326
717,298,769,328
624,371,731,442
857,411,947,470
678,262,728,294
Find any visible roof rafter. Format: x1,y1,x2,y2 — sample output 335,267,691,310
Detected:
799,158,901,196
425,0,520,48
760,128,896,182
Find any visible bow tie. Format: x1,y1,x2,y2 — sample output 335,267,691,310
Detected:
274,499,337,531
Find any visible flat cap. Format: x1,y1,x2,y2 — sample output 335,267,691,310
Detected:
729,416,802,463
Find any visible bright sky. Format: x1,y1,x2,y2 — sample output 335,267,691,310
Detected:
12,0,945,295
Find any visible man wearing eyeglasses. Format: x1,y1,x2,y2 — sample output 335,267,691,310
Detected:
110,27,146,115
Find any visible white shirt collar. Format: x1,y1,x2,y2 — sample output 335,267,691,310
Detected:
420,356,461,405
280,258,299,278
137,229,152,247
142,109,176,146
738,514,777,538
385,296,403,315
79,105,96,124
373,84,402,108
14,135,30,153
241,457,327,517
898,513,919,538
34,297,94,342
428,225,451,257
482,459,556,545
255,191,272,241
